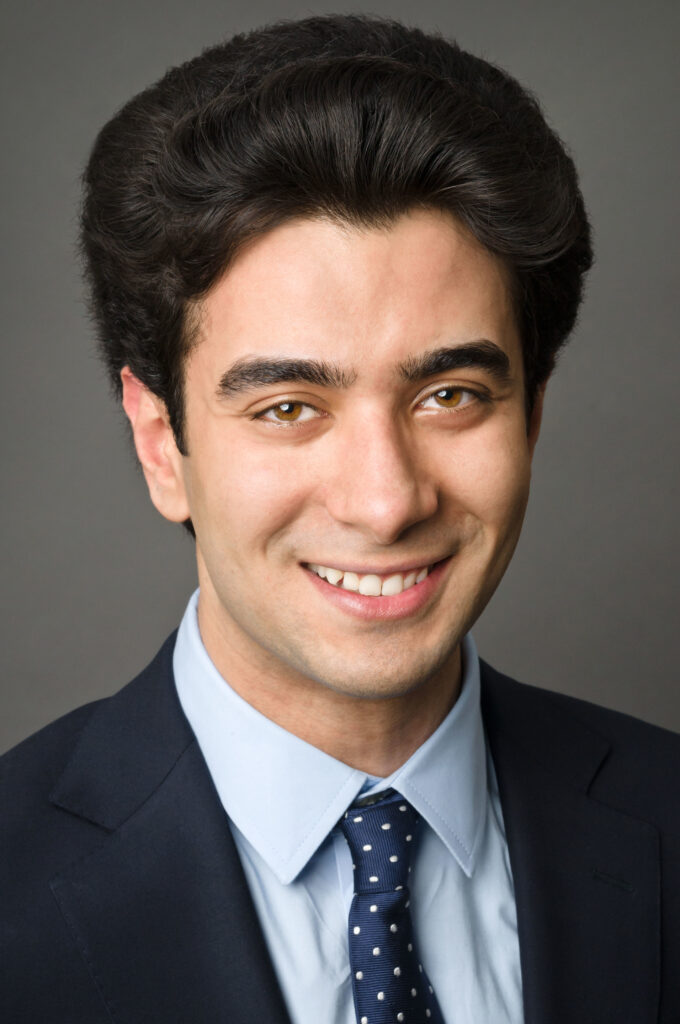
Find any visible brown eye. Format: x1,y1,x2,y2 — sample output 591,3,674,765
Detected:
419,387,480,414
433,388,465,408
272,402,303,421
256,401,319,425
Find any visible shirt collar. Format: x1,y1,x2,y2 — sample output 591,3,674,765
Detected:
173,589,487,884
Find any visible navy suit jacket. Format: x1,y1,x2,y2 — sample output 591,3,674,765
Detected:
2,633,679,1023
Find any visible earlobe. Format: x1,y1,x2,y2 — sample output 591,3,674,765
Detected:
120,366,191,523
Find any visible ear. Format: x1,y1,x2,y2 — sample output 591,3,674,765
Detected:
120,366,191,523
527,382,547,458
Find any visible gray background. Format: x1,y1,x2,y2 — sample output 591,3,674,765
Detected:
2,0,678,753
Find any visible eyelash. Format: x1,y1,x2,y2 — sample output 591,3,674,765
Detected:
252,386,488,426
419,386,487,413
253,401,322,425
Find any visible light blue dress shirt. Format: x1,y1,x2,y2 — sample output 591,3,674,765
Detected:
174,589,524,1024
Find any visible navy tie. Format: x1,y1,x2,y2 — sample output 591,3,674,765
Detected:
341,790,445,1024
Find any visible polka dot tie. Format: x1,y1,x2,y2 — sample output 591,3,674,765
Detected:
341,790,445,1024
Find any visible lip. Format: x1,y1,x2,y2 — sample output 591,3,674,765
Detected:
303,557,451,621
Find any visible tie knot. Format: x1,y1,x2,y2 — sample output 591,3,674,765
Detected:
340,792,420,893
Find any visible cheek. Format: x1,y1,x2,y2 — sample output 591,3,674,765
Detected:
439,423,532,532
189,437,315,549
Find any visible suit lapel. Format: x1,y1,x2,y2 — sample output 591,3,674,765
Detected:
481,662,660,1024
49,636,291,1024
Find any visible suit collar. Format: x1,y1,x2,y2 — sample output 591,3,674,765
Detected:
481,660,660,1024
479,656,612,792
49,634,292,1024
49,632,192,831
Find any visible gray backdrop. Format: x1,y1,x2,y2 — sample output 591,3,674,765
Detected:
2,0,678,753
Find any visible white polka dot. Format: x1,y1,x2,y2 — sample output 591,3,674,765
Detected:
395,884,403,891
418,964,423,973
381,823,391,830
390,923,398,932
399,805,407,811
405,900,410,908
363,844,372,851
393,967,401,977
353,815,363,822
361,1018,368,1024
356,971,363,980
373,947,381,956
377,992,385,1001
353,926,361,934
406,835,412,842
411,987,417,997
369,875,379,882
428,985,433,993
397,1015,405,1022
370,904,378,912
426,1011,432,1018
407,943,413,952
389,855,398,863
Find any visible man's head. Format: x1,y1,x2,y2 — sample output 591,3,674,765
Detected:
82,14,591,452
82,15,591,711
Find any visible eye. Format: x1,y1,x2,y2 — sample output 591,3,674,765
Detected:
420,387,478,411
255,401,320,424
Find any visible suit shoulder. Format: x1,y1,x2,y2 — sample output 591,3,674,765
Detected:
1,633,181,888
481,660,680,836
0,698,110,901
0,699,103,797
1,632,178,805
483,659,680,746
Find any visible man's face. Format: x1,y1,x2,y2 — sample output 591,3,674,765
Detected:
171,209,541,700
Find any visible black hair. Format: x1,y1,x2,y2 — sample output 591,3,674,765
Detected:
81,13,592,454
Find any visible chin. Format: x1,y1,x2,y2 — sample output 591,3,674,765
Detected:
306,640,460,702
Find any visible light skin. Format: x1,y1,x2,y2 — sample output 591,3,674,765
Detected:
122,209,544,776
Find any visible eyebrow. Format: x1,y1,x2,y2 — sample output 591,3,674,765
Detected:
398,342,512,385
217,357,357,396
216,340,512,398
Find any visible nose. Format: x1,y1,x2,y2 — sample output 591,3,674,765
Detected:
323,411,439,545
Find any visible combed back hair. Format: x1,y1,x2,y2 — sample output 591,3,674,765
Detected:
81,13,592,453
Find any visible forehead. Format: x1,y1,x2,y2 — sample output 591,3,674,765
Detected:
191,209,520,376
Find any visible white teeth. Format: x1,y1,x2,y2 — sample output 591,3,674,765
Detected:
359,574,382,596
381,574,404,596
309,563,432,595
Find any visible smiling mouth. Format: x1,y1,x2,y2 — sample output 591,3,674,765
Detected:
304,561,442,597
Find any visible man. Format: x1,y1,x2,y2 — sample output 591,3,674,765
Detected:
2,14,678,1024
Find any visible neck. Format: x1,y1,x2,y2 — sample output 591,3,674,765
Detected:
196,598,462,778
